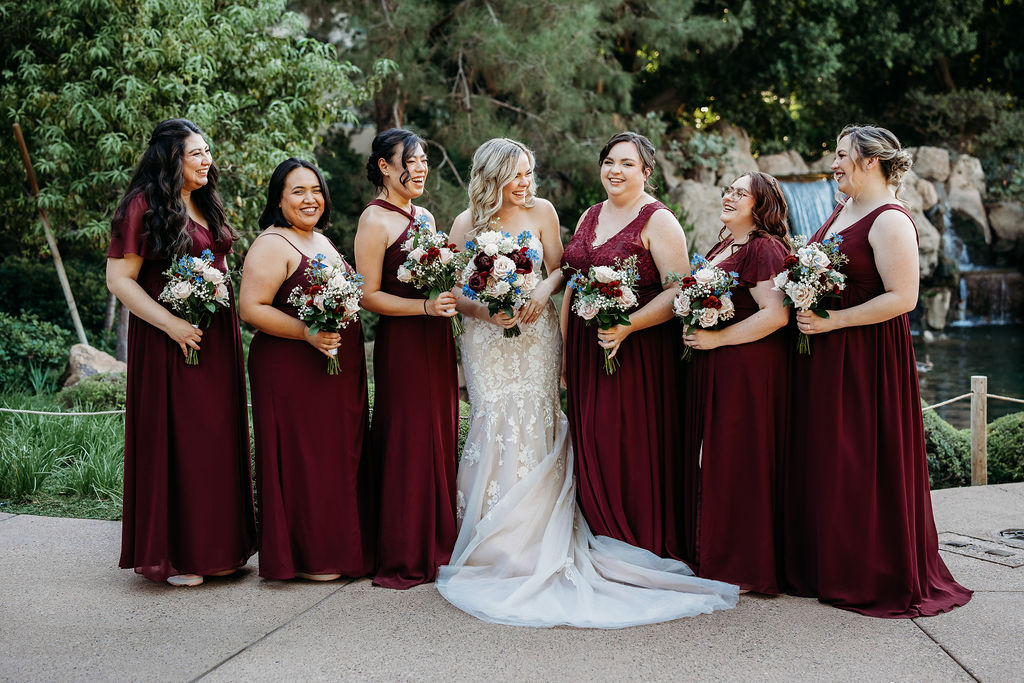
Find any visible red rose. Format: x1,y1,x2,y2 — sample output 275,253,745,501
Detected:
682,276,697,287
703,295,722,310
426,246,441,261
468,272,488,292
473,253,494,272
783,254,798,267
833,285,842,294
511,250,532,274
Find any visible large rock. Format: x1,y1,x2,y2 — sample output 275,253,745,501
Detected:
711,122,759,183
987,200,1024,253
62,343,127,388
655,150,682,190
912,208,941,279
922,287,952,330
946,156,992,246
756,150,809,177
902,170,938,212
909,146,951,183
669,180,724,256
806,153,834,174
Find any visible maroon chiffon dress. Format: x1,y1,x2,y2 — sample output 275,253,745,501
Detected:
682,236,789,593
561,200,684,559
782,202,972,617
248,234,375,580
367,199,458,589
109,194,256,583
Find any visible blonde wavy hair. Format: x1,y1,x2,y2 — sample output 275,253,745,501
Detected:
467,138,537,235
838,124,914,206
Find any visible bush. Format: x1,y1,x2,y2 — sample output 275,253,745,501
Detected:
922,406,970,489
988,412,1024,484
0,312,73,391
57,372,126,411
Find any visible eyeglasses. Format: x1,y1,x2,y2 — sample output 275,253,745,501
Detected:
720,186,751,200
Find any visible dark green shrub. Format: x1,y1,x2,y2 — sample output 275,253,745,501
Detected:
57,372,127,411
0,256,110,334
922,405,970,489
988,412,1024,484
0,312,73,391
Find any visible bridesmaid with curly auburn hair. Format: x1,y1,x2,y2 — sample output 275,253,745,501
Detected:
680,171,791,594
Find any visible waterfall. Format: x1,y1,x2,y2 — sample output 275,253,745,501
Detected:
779,178,839,239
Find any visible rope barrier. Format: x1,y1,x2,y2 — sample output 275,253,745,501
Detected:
922,393,972,412
988,394,1024,406
0,407,125,416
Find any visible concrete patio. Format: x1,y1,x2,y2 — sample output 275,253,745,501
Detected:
2,483,1022,682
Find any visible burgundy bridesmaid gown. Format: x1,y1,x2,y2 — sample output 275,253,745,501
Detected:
683,236,789,593
561,200,684,559
367,199,458,589
248,234,375,580
782,203,972,617
109,194,256,582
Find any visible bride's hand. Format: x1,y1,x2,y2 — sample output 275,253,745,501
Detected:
518,289,550,325
488,309,519,330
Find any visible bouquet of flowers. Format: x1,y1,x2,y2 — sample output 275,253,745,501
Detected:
564,255,640,375
397,214,464,336
771,234,848,354
459,226,540,338
158,248,231,366
287,253,364,374
665,254,739,361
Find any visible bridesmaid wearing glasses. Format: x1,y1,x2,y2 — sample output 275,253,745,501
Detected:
680,172,791,594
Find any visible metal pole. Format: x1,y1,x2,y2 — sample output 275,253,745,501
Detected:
970,375,988,486
12,122,89,346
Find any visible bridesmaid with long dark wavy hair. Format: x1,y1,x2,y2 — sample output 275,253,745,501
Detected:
106,118,255,586
783,124,972,616
354,128,460,589
680,171,791,594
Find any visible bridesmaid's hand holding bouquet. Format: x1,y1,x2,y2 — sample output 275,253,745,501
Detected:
666,254,738,361
158,248,231,366
397,214,465,336
771,234,848,354
459,226,540,338
287,253,364,374
565,255,640,375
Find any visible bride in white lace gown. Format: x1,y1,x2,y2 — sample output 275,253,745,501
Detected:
436,138,738,628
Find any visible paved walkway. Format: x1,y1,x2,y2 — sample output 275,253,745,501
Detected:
1,483,1022,682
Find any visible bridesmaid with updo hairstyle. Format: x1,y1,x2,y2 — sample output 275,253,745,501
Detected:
782,124,972,616
354,128,460,589
240,158,374,581
106,118,256,587
680,171,791,594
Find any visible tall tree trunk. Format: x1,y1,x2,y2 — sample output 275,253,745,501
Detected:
938,57,956,92
103,292,117,331
116,305,129,362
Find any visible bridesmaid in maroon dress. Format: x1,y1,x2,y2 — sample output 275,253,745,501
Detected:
783,125,972,616
240,159,374,581
106,119,255,586
560,131,691,558
680,172,791,593
354,128,460,589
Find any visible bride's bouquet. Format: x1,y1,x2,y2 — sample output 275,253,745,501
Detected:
771,234,848,354
397,214,464,336
287,253,364,374
459,226,540,338
158,248,231,366
565,255,640,375
665,254,739,361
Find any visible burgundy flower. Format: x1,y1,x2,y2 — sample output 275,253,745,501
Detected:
468,272,488,292
682,276,697,287
426,246,441,261
703,295,722,310
511,250,532,274
783,254,798,268
474,253,494,272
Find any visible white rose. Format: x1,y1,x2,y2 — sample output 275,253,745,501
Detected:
673,293,691,317
213,283,229,302
439,248,453,264
491,255,515,279
483,243,499,256
592,265,618,283
694,268,716,286
698,307,719,328
343,297,360,316
786,282,817,310
313,294,326,311
476,231,500,247
498,236,515,252
190,256,205,271
798,246,829,272
201,266,224,284
409,247,426,263
328,272,347,290
397,265,413,283
522,272,539,291
171,281,193,299
718,296,735,318
577,300,599,320
401,237,414,252
617,286,638,308
492,280,511,296
772,270,790,290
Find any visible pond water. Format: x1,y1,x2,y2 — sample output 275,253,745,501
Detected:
914,325,1024,428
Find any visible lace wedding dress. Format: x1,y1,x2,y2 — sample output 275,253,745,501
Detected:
436,237,738,628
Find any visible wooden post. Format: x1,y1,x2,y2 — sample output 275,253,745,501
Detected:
12,123,89,346
970,375,988,486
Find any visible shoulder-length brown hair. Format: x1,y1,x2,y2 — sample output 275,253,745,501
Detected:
720,171,792,251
